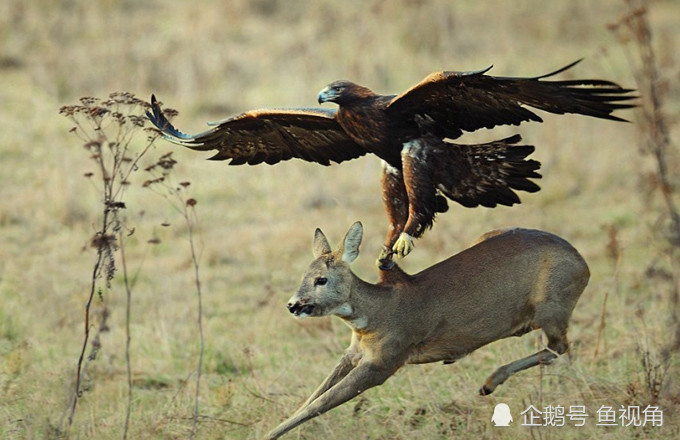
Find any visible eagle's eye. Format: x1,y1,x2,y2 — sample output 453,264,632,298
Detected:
333,86,344,93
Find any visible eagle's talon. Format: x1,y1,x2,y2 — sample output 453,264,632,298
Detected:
378,246,392,260
377,247,395,270
377,258,395,271
392,233,415,259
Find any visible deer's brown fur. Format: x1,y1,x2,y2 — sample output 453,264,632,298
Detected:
266,222,589,439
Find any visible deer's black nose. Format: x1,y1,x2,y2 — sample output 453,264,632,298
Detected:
287,301,314,316
287,302,301,314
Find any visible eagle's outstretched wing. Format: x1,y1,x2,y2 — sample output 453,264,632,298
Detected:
385,60,636,139
147,95,367,166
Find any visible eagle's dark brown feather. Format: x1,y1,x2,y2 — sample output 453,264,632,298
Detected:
146,96,366,166
386,59,635,139
433,135,541,209
392,134,540,241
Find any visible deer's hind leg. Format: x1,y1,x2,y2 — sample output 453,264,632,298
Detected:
479,261,586,396
479,320,569,396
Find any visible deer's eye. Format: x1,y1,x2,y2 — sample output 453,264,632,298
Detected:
314,277,327,286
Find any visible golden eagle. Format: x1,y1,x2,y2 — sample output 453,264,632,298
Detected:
147,60,634,268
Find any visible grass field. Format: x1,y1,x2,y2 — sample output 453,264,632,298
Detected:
1,0,679,438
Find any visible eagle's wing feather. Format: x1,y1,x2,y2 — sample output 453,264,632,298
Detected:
433,134,541,209
391,134,540,244
386,60,636,139
147,95,366,166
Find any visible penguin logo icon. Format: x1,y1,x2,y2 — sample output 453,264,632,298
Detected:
492,403,513,426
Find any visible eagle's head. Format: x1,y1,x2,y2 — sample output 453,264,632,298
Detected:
318,80,375,105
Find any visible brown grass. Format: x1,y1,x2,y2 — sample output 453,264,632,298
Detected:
1,0,679,439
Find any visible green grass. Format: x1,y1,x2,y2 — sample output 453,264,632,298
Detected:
1,0,679,438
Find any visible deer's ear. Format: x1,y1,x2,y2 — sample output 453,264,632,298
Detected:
313,228,332,258
340,222,363,263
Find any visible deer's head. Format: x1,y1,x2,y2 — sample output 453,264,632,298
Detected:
287,222,363,319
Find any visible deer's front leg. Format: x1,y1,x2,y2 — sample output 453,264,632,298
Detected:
264,360,400,440
296,347,360,410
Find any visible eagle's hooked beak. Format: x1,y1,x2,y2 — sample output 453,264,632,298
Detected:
317,86,340,105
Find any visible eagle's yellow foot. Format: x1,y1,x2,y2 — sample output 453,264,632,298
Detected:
392,233,415,259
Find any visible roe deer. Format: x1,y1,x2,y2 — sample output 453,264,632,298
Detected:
265,222,589,439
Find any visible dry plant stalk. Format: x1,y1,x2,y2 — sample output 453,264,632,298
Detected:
61,93,206,438
144,154,205,439
610,1,679,349
609,0,678,402
59,93,162,437
593,224,622,359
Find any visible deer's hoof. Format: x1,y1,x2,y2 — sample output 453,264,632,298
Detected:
479,385,494,396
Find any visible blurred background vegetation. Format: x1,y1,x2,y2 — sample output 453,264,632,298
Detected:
0,0,679,438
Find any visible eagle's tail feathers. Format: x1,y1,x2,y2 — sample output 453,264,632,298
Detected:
434,135,542,209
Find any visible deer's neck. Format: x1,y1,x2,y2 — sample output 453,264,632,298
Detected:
336,274,394,331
